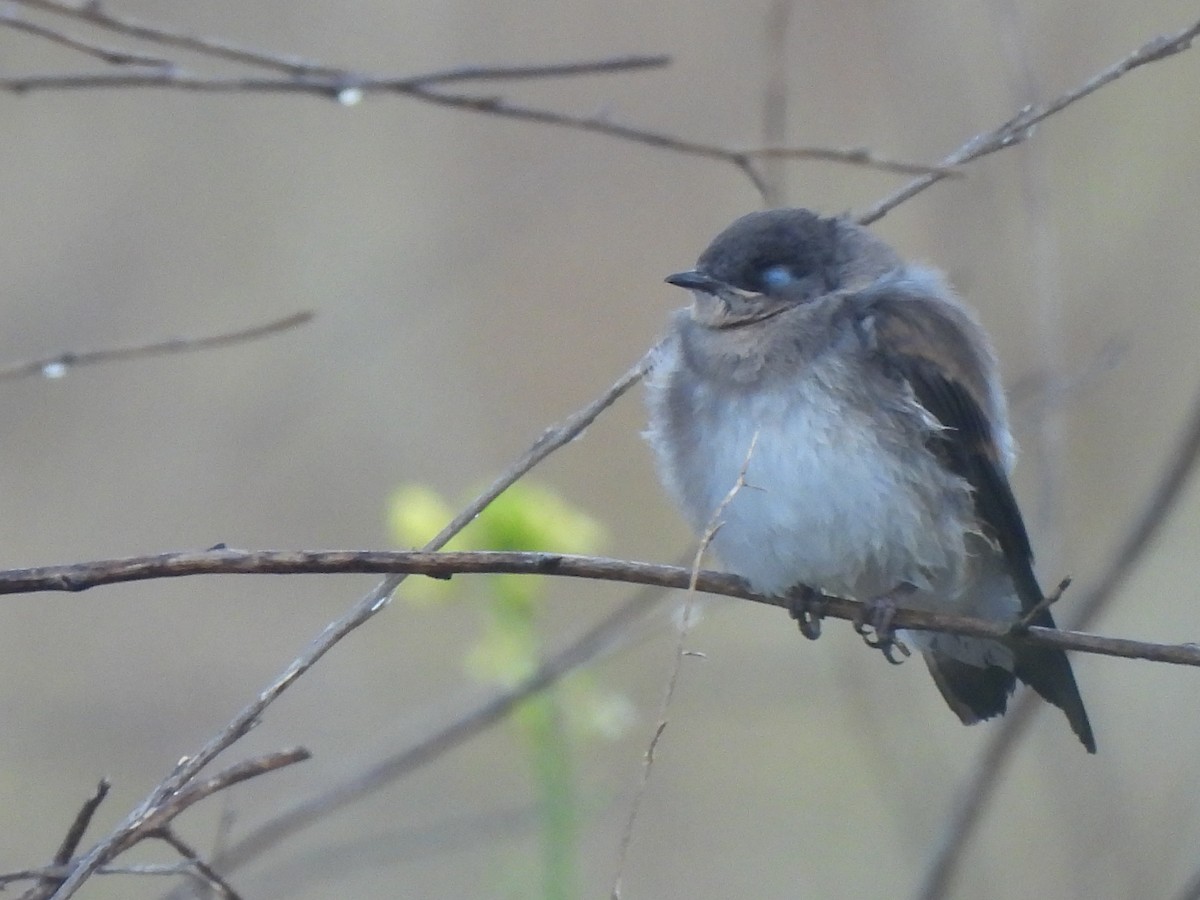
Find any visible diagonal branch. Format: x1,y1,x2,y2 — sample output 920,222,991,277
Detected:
0,8,170,66
857,15,1200,224
9,0,345,75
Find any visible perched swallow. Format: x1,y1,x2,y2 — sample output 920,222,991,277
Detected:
645,207,1094,752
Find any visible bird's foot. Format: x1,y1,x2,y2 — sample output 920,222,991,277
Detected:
786,585,826,640
854,587,914,665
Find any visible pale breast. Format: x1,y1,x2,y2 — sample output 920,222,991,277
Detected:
645,346,977,601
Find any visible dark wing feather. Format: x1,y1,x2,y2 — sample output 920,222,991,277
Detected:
857,290,1096,752
859,297,1043,613
890,352,1043,615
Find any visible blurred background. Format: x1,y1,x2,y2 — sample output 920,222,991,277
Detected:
2,1,1199,897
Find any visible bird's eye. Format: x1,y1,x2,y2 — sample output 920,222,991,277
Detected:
759,265,795,291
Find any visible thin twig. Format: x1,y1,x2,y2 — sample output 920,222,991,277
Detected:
0,65,952,183
0,8,670,92
0,59,674,95
0,9,171,66
52,781,109,866
857,15,1200,224
0,311,314,383
41,748,309,897
742,145,963,178
916,379,1200,900
11,0,667,83
22,750,307,900
9,0,352,75
154,829,242,900
18,781,111,900
0,8,955,189
611,434,758,898
0,864,193,887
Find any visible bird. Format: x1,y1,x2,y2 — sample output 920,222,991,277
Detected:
643,207,1095,752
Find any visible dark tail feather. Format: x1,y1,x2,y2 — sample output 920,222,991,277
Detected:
1012,607,1096,753
923,622,1095,753
924,653,1016,724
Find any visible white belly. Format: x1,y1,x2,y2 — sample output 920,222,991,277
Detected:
647,372,976,603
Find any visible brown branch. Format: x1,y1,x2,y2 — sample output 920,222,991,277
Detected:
1,547,1197,668
0,311,313,383
858,15,1200,224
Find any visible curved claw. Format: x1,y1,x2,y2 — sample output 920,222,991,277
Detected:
854,588,913,664
786,585,825,641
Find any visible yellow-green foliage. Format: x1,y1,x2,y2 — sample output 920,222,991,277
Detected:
387,481,629,900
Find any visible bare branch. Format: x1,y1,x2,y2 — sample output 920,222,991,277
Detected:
15,0,653,83
858,16,1200,224
0,68,947,186
741,145,963,178
154,829,242,900
9,781,112,898
0,58,674,95
0,8,170,66
1,547,1197,669
3,9,1191,215
3,51,650,97
0,863,198,887
0,310,313,383
0,7,954,190
8,0,345,75
52,781,110,866
27,749,307,899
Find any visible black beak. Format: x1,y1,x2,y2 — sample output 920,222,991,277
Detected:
665,269,723,293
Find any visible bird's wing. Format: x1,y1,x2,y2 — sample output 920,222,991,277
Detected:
856,287,1096,753
855,290,1043,615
